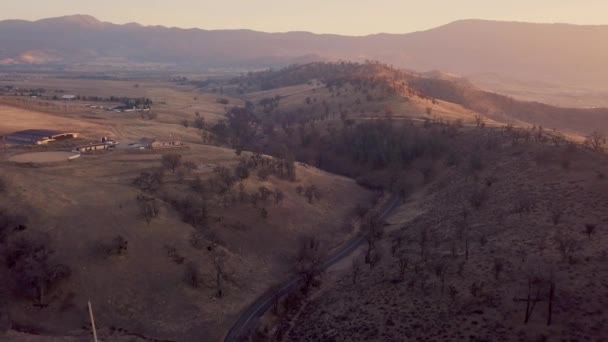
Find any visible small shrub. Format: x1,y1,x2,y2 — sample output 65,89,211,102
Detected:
513,196,534,216
100,235,128,257
493,258,504,280
584,223,596,239
448,285,459,302
133,169,164,193
189,231,206,250
182,161,197,173
470,187,488,210
554,232,579,263
164,245,185,264
260,208,268,219
136,194,159,225
549,206,562,225
184,262,202,288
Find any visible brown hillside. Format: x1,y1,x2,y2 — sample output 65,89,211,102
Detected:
272,128,608,341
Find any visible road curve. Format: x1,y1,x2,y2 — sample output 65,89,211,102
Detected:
223,195,402,342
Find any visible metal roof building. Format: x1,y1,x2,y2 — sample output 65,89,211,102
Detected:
6,129,79,145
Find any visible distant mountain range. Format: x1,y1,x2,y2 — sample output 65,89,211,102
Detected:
1,15,607,87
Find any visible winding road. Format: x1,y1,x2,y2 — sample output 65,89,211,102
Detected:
223,195,402,342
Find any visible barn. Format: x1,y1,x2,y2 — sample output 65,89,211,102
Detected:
75,142,110,153
6,129,79,145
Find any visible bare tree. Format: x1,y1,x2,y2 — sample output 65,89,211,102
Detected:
464,231,470,260
100,235,128,257
536,236,548,256
457,261,466,277
554,232,579,263
396,252,408,281
469,186,487,210
161,153,182,173
418,227,428,259
474,114,486,128
294,236,322,290
493,258,504,281
391,235,403,257
363,213,384,266
304,185,321,204
184,262,202,288
470,281,484,298
448,285,459,303
549,206,562,225
547,274,556,326
133,169,164,193
585,131,606,152
352,256,363,284
273,189,284,205
514,195,534,217
213,251,230,298
182,161,197,174
136,194,159,225
213,166,236,193
5,233,71,306
433,260,447,294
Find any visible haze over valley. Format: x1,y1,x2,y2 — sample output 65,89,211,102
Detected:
2,15,608,107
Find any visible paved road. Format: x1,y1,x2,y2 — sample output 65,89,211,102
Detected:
223,195,402,342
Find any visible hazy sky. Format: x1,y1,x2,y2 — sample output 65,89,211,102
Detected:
1,0,607,35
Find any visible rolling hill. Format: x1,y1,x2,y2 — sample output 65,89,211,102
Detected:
215,62,608,136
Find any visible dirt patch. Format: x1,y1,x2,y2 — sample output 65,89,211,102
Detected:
9,152,79,164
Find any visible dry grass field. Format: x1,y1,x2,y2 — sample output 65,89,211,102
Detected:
1,64,606,342
0,73,239,138
241,75,509,130
0,80,375,341
0,105,107,138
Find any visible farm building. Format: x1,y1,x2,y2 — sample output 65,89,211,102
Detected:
6,129,79,145
61,94,77,100
74,142,111,153
128,138,185,150
150,140,184,149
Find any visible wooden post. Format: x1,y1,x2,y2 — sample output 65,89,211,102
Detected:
88,301,98,342
547,281,555,326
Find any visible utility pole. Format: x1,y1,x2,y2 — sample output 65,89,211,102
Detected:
88,301,98,342
513,280,544,324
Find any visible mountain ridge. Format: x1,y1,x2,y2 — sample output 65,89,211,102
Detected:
10,15,608,35
1,15,608,88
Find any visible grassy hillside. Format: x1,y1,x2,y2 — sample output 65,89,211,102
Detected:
261,127,608,341
0,94,374,341
1,63,606,342
216,62,608,137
